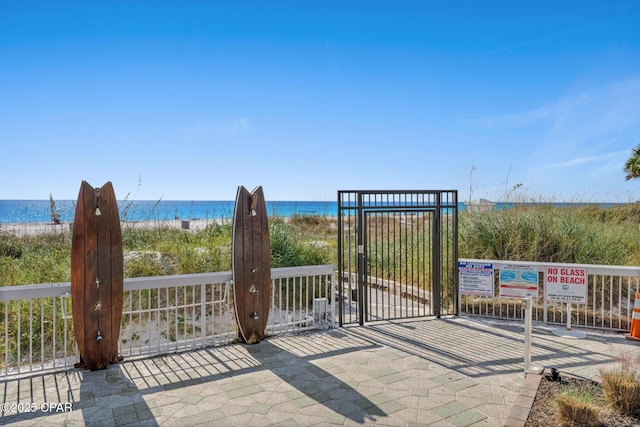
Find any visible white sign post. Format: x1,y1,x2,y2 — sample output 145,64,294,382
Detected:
497,265,542,373
523,297,543,374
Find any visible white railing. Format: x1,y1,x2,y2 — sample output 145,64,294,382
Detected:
0,265,335,377
459,259,640,332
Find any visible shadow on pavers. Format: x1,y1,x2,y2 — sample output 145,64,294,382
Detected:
346,317,632,379
0,363,158,426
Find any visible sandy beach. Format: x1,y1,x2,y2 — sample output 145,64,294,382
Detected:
0,219,226,236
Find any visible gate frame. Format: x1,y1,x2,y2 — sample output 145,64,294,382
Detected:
337,190,459,326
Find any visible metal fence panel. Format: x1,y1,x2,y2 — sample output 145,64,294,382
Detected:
459,258,640,332
0,265,335,377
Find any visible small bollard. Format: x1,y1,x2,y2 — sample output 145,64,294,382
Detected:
523,297,543,374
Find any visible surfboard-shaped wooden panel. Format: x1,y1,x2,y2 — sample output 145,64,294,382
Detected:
71,181,123,370
232,186,271,344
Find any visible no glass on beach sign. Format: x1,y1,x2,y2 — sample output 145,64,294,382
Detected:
544,266,587,304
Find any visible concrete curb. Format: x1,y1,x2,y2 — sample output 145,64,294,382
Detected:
504,370,544,426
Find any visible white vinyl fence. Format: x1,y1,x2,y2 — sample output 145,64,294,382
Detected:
0,265,335,377
459,259,640,332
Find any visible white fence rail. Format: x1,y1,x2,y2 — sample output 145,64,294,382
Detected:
459,259,640,332
0,265,335,377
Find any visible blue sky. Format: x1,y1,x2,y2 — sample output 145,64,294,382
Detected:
2,1,640,202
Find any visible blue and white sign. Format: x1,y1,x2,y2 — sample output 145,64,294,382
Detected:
459,261,494,297
499,264,539,299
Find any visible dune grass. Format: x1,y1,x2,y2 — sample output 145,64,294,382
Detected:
459,203,640,266
0,215,335,287
0,230,72,286
2,204,640,287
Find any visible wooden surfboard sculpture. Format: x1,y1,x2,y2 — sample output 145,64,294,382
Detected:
232,186,271,344
71,181,123,370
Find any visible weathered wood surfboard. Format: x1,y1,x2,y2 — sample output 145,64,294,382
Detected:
232,186,271,344
71,181,123,370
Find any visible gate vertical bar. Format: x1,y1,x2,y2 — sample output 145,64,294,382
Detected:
393,204,397,319
433,192,442,318
412,196,416,314
364,211,370,322
337,192,343,327
357,192,365,326
451,191,460,316
385,207,396,318
201,283,207,348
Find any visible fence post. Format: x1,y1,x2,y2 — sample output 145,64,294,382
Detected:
201,284,207,348
551,302,586,338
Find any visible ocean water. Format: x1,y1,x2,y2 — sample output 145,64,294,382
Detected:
0,199,627,223
0,200,338,223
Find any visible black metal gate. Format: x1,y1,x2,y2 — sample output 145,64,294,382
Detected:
337,190,458,325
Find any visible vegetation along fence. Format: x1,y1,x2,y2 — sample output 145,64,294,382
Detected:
459,258,640,332
0,264,335,377
4,257,638,377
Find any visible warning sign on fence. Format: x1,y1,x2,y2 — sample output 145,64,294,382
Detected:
499,264,538,299
544,266,587,303
459,261,494,297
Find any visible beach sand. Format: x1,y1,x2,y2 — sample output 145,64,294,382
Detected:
0,219,225,236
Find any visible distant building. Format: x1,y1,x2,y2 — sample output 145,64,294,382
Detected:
467,199,495,213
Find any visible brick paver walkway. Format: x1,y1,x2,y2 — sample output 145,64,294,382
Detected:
1,316,637,426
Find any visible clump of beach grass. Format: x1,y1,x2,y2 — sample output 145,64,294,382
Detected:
287,214,337,237
270,217,332,268
0,229,71,286
121,222,234,276
554,383,601,427
599,353,640,417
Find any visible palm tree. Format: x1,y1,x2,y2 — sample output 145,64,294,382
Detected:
624,143,640,181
